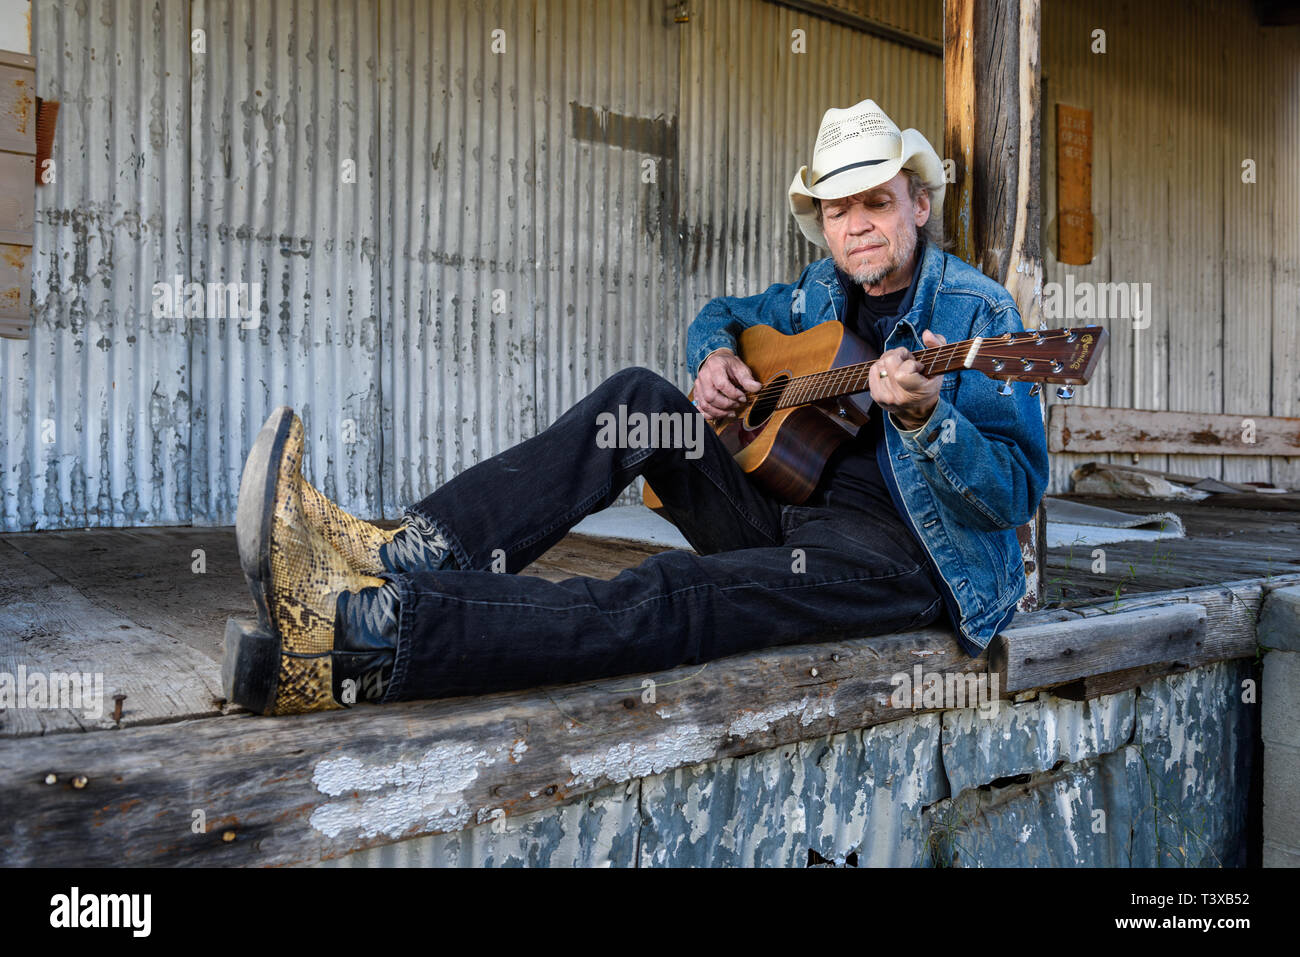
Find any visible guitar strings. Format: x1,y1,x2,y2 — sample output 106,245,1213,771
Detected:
736,329,1087,410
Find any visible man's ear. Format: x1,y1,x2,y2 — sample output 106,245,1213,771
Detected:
914,190,932,228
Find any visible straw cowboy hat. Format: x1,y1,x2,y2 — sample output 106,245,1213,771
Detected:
788,98,946,248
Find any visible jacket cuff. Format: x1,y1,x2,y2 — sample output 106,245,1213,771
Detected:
691,337,737,377
893,396,950,457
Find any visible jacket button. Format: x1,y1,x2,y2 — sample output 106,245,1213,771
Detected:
964,489,975,500
925,430,940,442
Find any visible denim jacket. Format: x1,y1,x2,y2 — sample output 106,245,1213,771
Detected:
686,242,1050,657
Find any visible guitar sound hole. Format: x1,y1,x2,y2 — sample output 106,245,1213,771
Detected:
744,374,789,430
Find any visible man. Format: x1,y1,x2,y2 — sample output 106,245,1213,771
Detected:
223,98,1048,717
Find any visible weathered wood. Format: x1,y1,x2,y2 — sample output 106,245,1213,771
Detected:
1051,660,1196,701
1046,496,1300,604
1072,575,1290,630
1050,404,1300,456
989,603,1207,693
0,242,32,327
1038,577,1292,700
0,623,984,867
0,540,226,737
944,0,1045,612
0,55,36,155
943,0,975,260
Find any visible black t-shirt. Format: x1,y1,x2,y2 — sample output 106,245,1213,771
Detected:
812,263,920,520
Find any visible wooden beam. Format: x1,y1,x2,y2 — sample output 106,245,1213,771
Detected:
1037,574,1293,699
989,603,1207,694
1050,404,1300,456
0,621,985,867
943,0,975,261
944,0,1045,610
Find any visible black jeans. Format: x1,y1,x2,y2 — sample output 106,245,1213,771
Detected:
382,368,944,702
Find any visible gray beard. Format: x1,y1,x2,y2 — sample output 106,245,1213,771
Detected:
844,225,918,288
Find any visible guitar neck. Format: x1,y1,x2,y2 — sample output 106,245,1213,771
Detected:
773,326,1108,409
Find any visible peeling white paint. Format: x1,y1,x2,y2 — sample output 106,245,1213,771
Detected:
309,742,501,839
564,724,717,789
727,701,800,737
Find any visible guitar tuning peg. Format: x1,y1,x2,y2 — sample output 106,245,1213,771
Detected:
1029,382,1042,397
996,380,1014,397
1056,385,1075,400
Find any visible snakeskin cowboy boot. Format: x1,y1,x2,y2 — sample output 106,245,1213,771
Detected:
299,475,459,575
224,407,406,715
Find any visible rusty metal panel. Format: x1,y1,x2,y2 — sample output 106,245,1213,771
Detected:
926,747,1156,867
941,687,1136,795
637,713,947,867
317,781,640,867
676,0,942,388
931,660,1255,867
0,0,191,531
376,0,681,518
317,661,1252,867
1130,660,1256,866
189,0,383,525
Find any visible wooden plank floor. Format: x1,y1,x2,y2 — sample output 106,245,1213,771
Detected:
0,524,673,739
1045,495,1300,605
2,493,1292,738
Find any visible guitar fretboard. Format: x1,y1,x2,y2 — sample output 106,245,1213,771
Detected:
773,343,969,408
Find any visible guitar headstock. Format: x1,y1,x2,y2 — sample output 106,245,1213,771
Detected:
968,327,1109,385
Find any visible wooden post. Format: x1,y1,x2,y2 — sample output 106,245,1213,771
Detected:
943,0,1046,611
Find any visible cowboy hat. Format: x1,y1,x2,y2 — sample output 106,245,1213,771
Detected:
788,98,946,248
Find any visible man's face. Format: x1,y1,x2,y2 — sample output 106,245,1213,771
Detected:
820,172,931,292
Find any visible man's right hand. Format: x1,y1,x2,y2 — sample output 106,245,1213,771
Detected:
692,349,762,421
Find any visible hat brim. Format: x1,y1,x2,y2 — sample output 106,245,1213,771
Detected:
789,129,946,248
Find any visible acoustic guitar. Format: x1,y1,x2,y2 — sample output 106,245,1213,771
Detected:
643,320,1107,508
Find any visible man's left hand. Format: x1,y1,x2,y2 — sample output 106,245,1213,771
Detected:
869,330,947,431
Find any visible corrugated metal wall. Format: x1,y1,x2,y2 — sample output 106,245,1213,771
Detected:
1,0,942,530
191,0,384,525
676,0,942,360
804,0,942,46
1,0,191,531
1042,0,1300,493
4,0,1297,530
378,0,682,517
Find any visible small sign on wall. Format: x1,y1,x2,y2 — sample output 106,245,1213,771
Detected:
1056,104,1093,266
0,47,34,339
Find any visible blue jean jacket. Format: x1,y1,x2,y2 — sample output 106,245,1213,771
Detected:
685,242,1050,656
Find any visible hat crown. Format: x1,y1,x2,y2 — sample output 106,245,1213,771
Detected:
811,99,903,184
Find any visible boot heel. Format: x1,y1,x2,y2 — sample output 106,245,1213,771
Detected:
222,616,281,714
